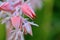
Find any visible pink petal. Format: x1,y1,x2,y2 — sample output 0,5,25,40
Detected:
21,3,36,19
0,2,15,12
11,16,20,29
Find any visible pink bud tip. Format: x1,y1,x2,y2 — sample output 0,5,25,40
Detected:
21,3,36,19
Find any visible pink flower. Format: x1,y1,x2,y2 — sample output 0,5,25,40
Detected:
21,3,36,19
11,16,20,29
0,2,15,13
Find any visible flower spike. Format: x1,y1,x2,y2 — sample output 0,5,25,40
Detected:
0,0,39,40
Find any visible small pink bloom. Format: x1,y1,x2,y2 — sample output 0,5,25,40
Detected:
11,16,20,29
21,3,36,19
0,2,15,12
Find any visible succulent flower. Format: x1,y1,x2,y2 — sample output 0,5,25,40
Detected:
0,0,39,40
21,3,36,19
0,2,15,12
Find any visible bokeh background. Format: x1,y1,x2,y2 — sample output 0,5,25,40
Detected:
0,0,60,40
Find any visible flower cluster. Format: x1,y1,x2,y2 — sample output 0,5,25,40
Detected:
0,0,39,40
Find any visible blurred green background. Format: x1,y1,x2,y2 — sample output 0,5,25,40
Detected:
0,0,60,40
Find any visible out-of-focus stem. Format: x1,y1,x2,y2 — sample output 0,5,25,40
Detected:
41,0,54,40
